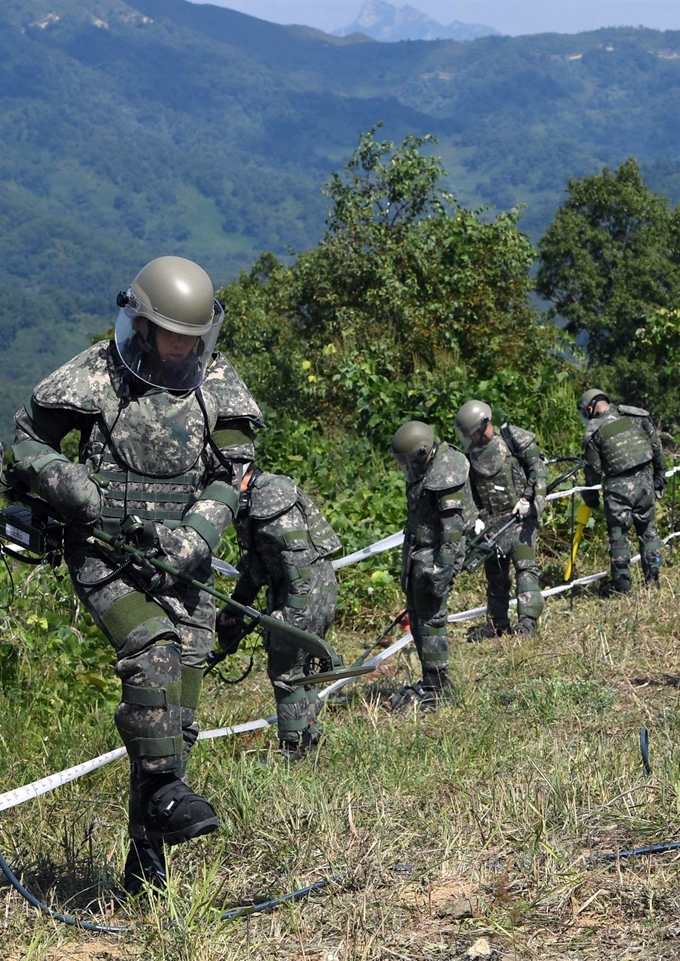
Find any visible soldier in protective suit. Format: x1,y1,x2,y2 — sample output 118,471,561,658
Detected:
390,421,475,711
8,256,264,894
216,468,340,757
579,388,666,593
455,401,547,639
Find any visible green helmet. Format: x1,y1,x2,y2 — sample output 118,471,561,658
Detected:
391,421,435,483
455,400,492,445
578,388,610,419
115,256,224,390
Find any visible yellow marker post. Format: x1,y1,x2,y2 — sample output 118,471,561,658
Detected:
564,503,592,581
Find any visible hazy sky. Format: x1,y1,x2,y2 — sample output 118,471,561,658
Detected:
188,1,680,35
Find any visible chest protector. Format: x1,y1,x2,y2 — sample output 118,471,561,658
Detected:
406,444,472,549
84,387,215,529
593,406,653,476
468,431,525,515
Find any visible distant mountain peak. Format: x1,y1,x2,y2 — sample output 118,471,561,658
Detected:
334,1,499,42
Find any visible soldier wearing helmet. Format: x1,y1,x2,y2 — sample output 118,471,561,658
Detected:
8,256,264,894
579,388,666,593
390,421,475,711
455,400,547,639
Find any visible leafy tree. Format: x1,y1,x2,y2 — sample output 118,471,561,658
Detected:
219,127,565,455
536,159,680,426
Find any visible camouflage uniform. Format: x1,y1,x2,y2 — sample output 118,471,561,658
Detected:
225,471,340,748
582,404,666,590
401,443,475,681
467,425,547,633
9,340,263,843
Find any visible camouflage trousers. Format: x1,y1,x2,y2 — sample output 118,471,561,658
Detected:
603,466,662,588
67,542,215,840
405,547,454,677
265,561,338,745
484,517,544,629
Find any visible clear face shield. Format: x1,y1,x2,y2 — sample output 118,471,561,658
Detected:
394,448,432,484
455,418,490,451
115,299,224,391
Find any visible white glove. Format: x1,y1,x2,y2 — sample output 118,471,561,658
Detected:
474,518,486,535
512,498,531,518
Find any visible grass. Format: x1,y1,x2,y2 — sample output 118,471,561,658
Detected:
3,557,680,959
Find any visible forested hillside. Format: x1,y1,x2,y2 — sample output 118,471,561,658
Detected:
0,0,679,439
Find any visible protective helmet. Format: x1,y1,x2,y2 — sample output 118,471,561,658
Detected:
115,256,224,391
391,421,436,483
578,388,610,419
455,400,492,447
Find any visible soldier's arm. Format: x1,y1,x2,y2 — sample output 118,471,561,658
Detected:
179,418,257,557
436,487,468,578
230,553,266,608
641,416,667,478
263,506,318,629
516,440,547,507
9,399,102,523
581,438,602,507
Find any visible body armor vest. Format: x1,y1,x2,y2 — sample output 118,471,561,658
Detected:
405,445,471,549
237,473,340,560
593,407,653,476
83,386,215,531
468,431,525,515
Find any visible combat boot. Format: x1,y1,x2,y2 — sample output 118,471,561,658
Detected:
467,621,510,643
512,617,538,636
278,728,323,762
599,578,631,598
645,569,661,590
142,774,219,847
123,838,167,896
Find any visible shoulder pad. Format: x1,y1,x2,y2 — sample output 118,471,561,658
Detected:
33,343,114,414
617,404,650,418
202,353,265,427
423,444,470,491
249,472,299,520
504,425,536,453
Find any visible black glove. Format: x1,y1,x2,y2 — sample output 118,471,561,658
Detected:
216,606,247,655
654,473,667,498
582,490,600,510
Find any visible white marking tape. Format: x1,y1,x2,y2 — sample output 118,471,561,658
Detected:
3,481,679,812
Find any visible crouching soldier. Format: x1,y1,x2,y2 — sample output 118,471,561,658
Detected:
579,388,666,593
217,468,340,759
455,401,546,639
390,421,475,711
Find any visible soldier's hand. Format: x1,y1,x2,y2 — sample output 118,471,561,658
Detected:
654,474,667,500
216,607,246,655
474,518,486,535
512,498,531,519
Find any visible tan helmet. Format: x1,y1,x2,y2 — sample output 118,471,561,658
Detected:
391,421,436,483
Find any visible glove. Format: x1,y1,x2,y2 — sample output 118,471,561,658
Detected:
474,518,486,535
137,525,211,592
654,474,667,500
216,607,247,655
512,498,531,519
582,490,600,510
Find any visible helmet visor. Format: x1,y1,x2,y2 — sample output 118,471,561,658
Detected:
115,303,223,391
394,450,430,484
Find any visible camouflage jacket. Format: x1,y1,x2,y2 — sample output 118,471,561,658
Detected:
230,472,340,629
9,341,264,556
467,425,547,518
582,404,665,488
402,442,475,582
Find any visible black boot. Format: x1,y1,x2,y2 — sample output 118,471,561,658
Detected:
467,621,510,643
142,775,219,846
123,838,167,896
512,617,538,636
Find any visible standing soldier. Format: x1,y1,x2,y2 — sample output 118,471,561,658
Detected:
216,468,340,758
455,401,546,639
7,256,264,894
578,389,666,593
390,421,475,711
